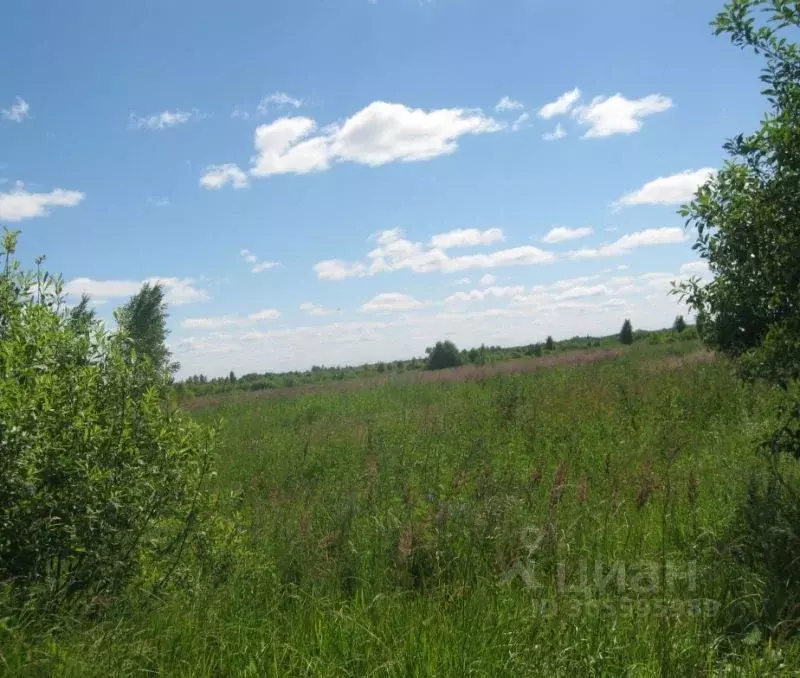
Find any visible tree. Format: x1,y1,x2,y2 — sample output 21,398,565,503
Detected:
229,370,237,383
545,336,555,350
675,0,800,387
673,315,687,334
425,340,463,370
619,319,634,345
115,282,177,374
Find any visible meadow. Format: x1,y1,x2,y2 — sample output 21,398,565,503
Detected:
5,340,800,676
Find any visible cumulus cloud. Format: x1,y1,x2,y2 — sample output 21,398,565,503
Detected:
129,109,203,130
361,292,430,313
542,123,566,141
542,226,593,244
429,227,504,249
215,101,503,182
538,88,581,119
200,164,249,190
613,168,716,208
65,277,209,306
568,227,685,259
495,96,524,112
445,285,525,305
315,228,555,280
240,248,278,273
0,184,85,222
479,274,497,286
2,97,30,123
573,94,673,138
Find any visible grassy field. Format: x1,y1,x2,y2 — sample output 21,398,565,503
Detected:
6,342,800,675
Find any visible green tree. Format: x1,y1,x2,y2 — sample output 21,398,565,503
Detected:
229,370,237,383
115,282,177,374
673,315,687,333
545,336,555,351
425,340,463,370
619,319,634,345
675,0,800,386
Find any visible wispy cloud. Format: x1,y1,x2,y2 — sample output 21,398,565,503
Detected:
200,164,249,190
538,88,581,119
2,97,30,123
240,248,279,273
129,108,204,130
542,226,593,244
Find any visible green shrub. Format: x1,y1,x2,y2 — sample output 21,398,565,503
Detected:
0,231,226,612
425,340,462,370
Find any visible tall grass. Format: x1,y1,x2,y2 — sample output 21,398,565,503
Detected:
4,347,800,675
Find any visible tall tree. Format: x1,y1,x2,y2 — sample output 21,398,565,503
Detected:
115,283,176,373
676,0,800,387
673,315,687,334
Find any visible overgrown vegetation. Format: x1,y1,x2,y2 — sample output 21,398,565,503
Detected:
0,230,225,616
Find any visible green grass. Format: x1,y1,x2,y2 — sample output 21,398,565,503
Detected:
5,345,800,675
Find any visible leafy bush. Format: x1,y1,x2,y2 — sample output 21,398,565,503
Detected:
425,340,462,370
0,231,225,612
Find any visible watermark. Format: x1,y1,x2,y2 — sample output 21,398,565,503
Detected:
499,526,719,618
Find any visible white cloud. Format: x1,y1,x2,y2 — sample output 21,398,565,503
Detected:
679,260,711,279
300,302,338,316
496,96,524,112
512,113,531,132
479,274,497,286
542,226,593,244
257,92,303,115
573,94,673,138
65,277,209,306
613,168,716,208
568,227,685,260
362,292,429,313
315,228,555,280
182,308,280,329
429,227,504,249
0,184,85,222
538,88,581,119
542,123,566,141
245,101,503,178
129,109,201,130
240,248,278,273
445,285,525,305
200,164,249,190
453,278,471,286
2,97,30,123
147,196,170,207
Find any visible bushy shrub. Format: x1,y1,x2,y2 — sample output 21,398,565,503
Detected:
425,340,462,370
0,231,226,612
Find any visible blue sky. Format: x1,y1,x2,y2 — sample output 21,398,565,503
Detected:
1,0,764,377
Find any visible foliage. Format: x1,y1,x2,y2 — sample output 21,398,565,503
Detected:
676,0,800,387
425,340,463,370
545,335,555,350
619,318,634,345
674,315,687,333
115,283,177,375
0,231,224,612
